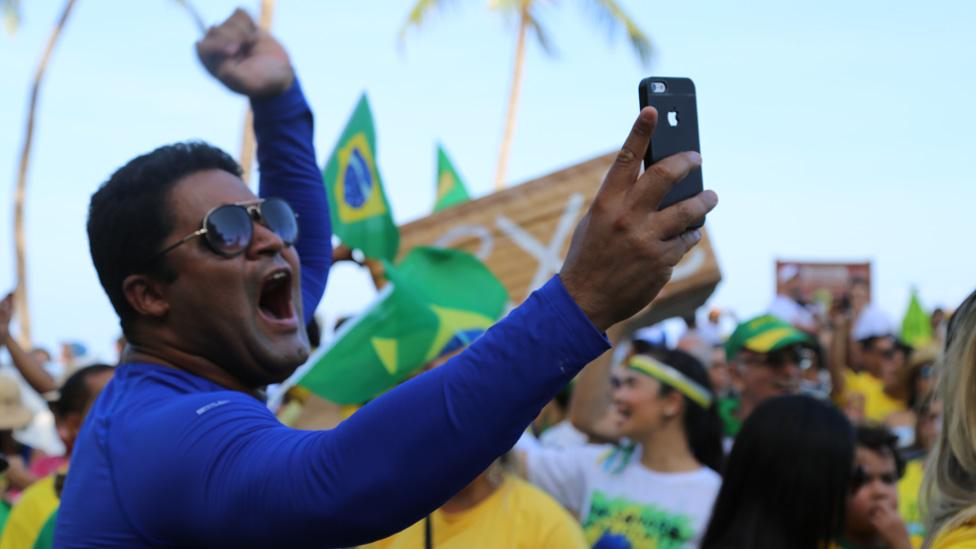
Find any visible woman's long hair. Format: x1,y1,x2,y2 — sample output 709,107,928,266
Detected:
701,395,854,549
647,348,725,473
923,289,976,544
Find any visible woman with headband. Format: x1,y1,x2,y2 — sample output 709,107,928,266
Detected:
522,348,724,548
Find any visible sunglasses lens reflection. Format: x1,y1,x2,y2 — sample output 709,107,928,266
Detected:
206,205,252,256
261,199,299,245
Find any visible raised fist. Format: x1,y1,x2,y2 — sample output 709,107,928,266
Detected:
196,8,294,98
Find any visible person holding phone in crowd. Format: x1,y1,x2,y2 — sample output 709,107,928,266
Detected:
54,6,717,547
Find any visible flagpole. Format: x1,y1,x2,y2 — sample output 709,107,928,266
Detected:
332,245,387,289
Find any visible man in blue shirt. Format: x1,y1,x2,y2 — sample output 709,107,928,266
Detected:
55,9,717,548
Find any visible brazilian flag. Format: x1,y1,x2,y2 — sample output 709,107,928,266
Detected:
323,94,399,261
433,144,471,212
298,247,508,404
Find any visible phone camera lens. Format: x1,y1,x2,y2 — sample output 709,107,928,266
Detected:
651,82,667,93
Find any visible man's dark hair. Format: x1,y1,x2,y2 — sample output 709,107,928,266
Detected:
52,364,114,417
855,424,905,478
87,142,241,332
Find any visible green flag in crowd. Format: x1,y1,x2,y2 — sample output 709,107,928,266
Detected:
323,94,400,261
433,144,471,212
901,288,933,348
298,247,508,404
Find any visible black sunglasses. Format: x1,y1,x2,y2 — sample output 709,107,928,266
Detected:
742,345,802,369
148,198,298,263
850,465,898,492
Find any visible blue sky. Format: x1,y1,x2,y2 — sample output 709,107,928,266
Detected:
1,0,973,360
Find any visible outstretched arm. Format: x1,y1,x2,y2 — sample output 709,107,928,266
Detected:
137,277,606,547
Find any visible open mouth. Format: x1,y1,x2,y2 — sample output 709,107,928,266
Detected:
258,269,295,322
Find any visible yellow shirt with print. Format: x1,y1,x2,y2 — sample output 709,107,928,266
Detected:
362,476,586,549
841,370,906,423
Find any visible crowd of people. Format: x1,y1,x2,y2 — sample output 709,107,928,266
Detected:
0,7,972,549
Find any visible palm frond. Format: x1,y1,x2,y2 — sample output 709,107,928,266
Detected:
488,0,522,13
398,0,457,44
583,0,652,66
526,10,558,57
172,0,206,35
1,0,21,35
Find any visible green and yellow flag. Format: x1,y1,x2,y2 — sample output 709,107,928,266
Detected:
298,247,508,404
433,144,471,212
323,94,399,261
901,289,933,348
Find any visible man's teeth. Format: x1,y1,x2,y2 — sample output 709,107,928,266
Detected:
270,271,287,281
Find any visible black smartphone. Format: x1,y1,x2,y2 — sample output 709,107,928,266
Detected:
638,77,704,228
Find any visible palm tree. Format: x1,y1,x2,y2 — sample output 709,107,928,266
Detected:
6,0,203,347
174,0,207,34
9,0,78,346
401,0,651,191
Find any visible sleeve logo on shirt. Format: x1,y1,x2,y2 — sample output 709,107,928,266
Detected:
196,400,230,415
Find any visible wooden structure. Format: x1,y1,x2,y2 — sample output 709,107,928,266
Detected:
399,152,722,336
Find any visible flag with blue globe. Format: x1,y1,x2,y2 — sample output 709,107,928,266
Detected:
323,94,399,261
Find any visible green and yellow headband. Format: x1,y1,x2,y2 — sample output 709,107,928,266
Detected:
626,355,714,409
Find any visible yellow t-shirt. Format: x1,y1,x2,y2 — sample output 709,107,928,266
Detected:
0,474,59,549
362,476,586,549
841,370,906,423
932,521,976,548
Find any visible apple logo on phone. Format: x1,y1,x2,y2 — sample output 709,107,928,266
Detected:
667,110,679,127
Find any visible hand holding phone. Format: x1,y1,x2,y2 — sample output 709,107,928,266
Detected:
639,77,705,228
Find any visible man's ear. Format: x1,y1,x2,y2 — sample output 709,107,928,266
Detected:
122,274,170,319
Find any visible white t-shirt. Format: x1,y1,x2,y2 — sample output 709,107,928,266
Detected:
527,444,721,548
